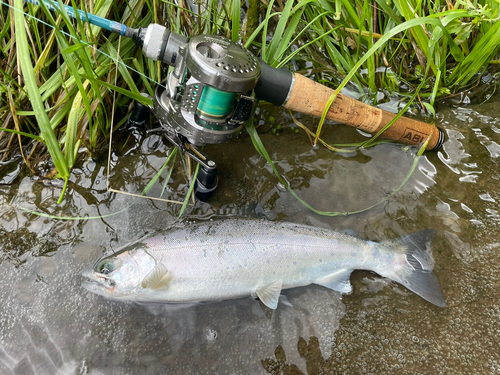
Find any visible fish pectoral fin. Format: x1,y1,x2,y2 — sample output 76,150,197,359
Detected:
315,269,353,293
141,263,171,289
256,280,283,310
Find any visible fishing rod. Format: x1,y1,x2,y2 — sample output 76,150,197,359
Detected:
20,0,445,201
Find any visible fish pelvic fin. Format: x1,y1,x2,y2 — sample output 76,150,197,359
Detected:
256,280,283,309
383,229,446,308
141,263,171,290
279,294,293,308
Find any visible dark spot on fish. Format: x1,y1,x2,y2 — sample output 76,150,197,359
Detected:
293,261,297,265
266,259,270,264
351,251,357,257
319,259,322,262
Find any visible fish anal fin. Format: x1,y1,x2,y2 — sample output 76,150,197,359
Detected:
142,263,171,289
315,269,353,293
256,280,283,309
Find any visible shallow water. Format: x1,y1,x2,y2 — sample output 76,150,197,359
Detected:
0,95,499,374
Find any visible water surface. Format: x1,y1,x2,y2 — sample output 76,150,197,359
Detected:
0,96,499,374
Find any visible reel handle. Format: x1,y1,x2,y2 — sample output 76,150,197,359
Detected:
283,74,444,150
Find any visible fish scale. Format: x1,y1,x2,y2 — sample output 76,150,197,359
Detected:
82,219,446,308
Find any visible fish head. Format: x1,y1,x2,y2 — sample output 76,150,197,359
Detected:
82,244,155,299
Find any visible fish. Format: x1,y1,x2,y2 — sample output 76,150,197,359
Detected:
81,219,446,308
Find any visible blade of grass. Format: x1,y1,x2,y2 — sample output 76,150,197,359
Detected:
64,90,84,169
19,205,131,220
313,92,336,146
0,127,43,141
82,74,154,107
231,0,239,42
161,150,177,197
260,0,276,62
266,0,295,64
178,162,199,217
14,0,69,180
142,147,179,196
246,119,428,217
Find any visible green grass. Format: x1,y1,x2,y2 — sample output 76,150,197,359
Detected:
1,0,499,206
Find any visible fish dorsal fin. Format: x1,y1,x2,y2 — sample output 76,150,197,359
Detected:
256,280,283,309
141,263,171,289
315,269,353,293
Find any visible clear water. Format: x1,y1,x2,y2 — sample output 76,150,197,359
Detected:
0,95,499,374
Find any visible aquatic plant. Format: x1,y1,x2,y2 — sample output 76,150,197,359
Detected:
1,0,499,206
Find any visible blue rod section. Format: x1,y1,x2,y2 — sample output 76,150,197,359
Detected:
23,0,128,35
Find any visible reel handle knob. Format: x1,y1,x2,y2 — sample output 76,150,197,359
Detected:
126,101,150,131
195,165,218,202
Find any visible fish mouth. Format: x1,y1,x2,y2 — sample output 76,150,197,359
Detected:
81,266,115,295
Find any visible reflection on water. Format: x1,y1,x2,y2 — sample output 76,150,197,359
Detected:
1,97,500,373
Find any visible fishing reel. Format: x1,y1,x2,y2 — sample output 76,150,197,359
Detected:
127,26,264,201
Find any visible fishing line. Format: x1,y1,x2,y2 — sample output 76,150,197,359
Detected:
1,1,166,89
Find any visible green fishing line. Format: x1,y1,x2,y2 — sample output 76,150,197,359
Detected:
197,87,236,117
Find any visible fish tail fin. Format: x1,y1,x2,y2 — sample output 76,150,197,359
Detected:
382,229,446,307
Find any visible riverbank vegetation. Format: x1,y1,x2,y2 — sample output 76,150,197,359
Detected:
1,0,499,197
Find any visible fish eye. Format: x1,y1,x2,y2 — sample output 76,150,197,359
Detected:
97,260,115,275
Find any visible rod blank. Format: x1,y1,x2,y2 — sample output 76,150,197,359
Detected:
23,0,128,35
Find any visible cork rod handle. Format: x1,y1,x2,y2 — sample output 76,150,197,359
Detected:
283,74,444,150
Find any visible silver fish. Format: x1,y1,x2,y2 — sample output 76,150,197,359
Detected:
81,219,446,308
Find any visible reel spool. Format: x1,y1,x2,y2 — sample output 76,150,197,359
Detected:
152,34,260,147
